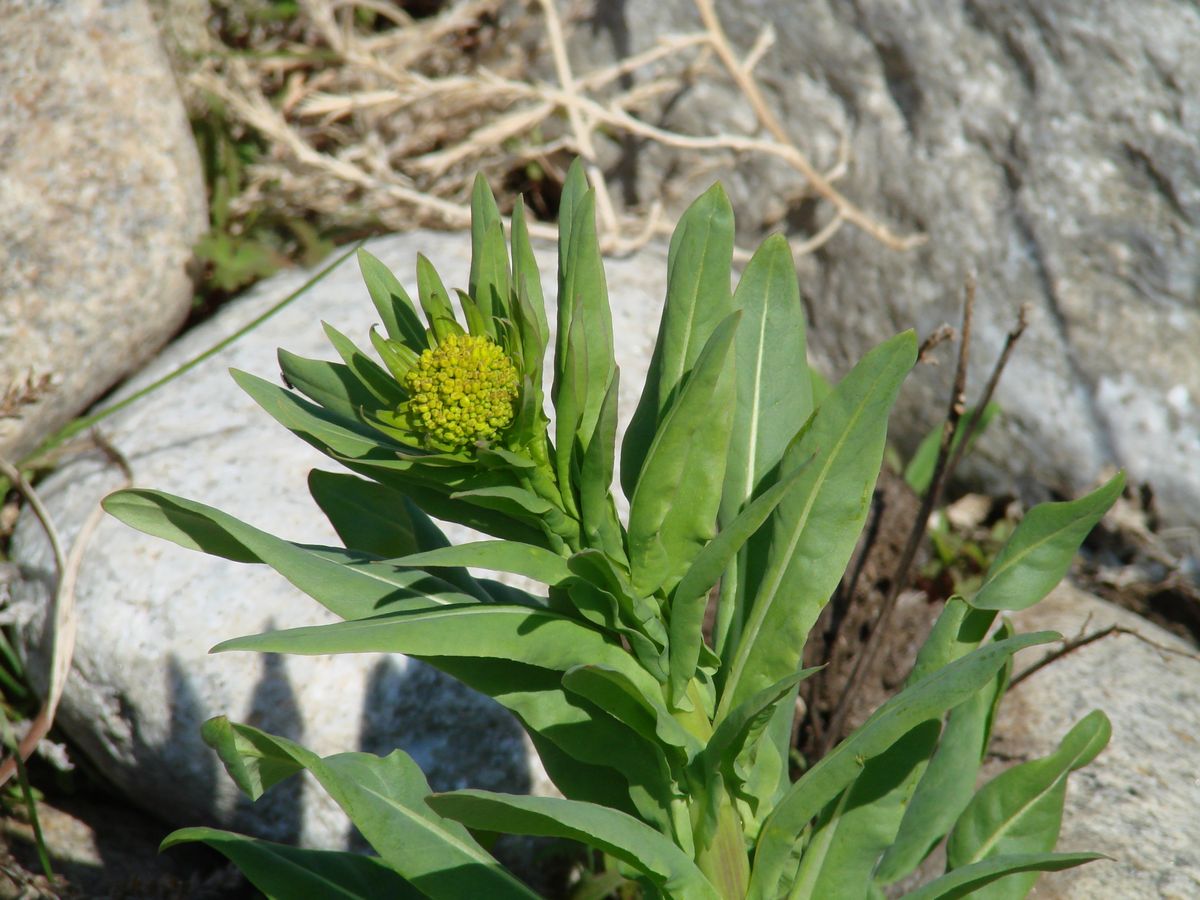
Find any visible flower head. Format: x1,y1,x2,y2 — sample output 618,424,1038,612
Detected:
404,333,519,449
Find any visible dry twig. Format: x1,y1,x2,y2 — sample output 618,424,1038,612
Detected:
185,0,923,260
0,438,132,787
1010,623,1200,688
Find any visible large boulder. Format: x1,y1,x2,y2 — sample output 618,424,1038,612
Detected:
571,0,1200,530
0,0,207,461
7,231,669,847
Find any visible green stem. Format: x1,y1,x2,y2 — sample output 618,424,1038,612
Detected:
22,240,363,466
698,800,750,899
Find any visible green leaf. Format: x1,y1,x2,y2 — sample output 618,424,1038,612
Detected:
369,327,420,383
718,331,917,718
454,289,490,340
321,321,408,408
562,664,699,757
746,631,1059,900
627,312,740,598
875,607,1010,884
430,658,679,836
201,719,535,899
903,404,1000,495
556,158,589,343
213,604,661,699
718,232,811,526
946,711,1111,899
510,197,549,361
668,460,812,706
325,459,551,550
469,174,511,326
277,350,401,438
102,489,477,620
552,188,616,508
578,370,627,565
788,721,940,900
162,827,422,899
307,470,443,558
622,184,735,497
357,248,427,351
697,669,820,781
713,232,811,660
971,473,1123,611
233,368,397,460
416,254,462,342
386,540,571,588
900,853,1104,900
428,791,721,900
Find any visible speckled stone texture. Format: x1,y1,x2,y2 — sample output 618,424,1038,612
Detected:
0,0,207,460
8,231,669,848
998,584,1200,898
569,0,1200,531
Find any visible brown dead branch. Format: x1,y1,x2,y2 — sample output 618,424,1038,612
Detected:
183,0,923,259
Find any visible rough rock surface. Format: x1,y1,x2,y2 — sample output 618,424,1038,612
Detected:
994,584,1200,898
0,0,207,460
571,0,1200,529
8,231,669,847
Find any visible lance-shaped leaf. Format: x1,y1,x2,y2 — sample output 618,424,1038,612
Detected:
370,327,420,384
468,173,511,326
667,459,812,706
627,312,740,598
510,196,548,352
277,351,403,440
695,669,820,782
562,664,700,757
162,827,423,899
321,321,408,408
718,331,916,722
307,469,449,559
200,718,535,899
746,631,1058,900
552,189,615,506
900,853,1105,900
578,370,627,565
416,254,462,342
357,248,427,352
433,656,678,833
875,609,1011,884
946,710,1111,899
102,489,478,620
555,158,589,351
971,473,1124,611
386,540,572,588
622,184,735,496
213,603,662,700
327,456,550,550
234,368,401,462
428,791,721,900
788,720,941,900
718,233,811,522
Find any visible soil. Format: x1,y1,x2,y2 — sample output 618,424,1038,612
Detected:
0,785,254,899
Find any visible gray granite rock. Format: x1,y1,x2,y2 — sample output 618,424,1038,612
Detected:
0,0,207,461
993,584,1200,898
8,231,669,847
571,0,1200,530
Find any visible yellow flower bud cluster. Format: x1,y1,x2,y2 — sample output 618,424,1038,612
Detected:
404,333,519,449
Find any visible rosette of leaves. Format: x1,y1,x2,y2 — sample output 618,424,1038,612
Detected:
105,163,1121,899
